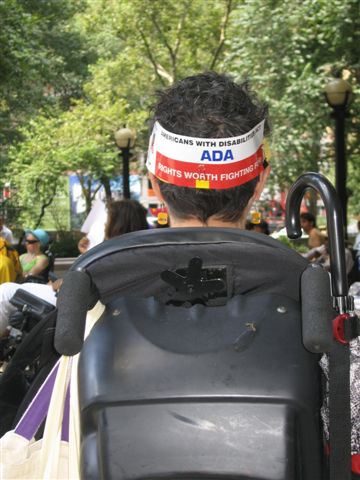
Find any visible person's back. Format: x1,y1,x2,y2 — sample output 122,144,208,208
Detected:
300,212,325,249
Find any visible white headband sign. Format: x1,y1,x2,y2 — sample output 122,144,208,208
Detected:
146,120,266,189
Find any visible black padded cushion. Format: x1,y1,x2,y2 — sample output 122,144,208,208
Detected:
72,227,307,305
56,228,308,355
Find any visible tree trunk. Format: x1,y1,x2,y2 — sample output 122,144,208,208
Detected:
100,175,112,205
307,190,317,217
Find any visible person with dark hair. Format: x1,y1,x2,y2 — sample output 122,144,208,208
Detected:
104,199,148,239
246,219,270,235
145,71,360,476
300,212,325,249
78,199,149,253
146,71,270,229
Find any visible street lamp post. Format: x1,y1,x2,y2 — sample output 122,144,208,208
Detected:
114,127,136,199
324,78,352,238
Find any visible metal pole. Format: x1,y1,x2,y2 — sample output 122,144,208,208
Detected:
333,106,347,239
121,139,131,199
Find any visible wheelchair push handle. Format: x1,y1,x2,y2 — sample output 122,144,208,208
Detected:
285,172,349,312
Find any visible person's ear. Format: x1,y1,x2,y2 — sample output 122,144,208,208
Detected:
148,173,165,202
253,165,271,201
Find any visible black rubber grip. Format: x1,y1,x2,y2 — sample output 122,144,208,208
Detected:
54,270,98,355
301,263,334,353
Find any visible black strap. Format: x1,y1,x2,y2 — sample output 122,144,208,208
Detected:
344,316,360,341
329,340,352,480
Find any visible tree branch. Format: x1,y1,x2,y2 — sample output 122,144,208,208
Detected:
172,1,191,80
173,4,189,58
210,0,233,70
34,182,57,228
138,28,166,86
148,16,176,83
151,15,176,64
77,173,101,214
156,63,174,84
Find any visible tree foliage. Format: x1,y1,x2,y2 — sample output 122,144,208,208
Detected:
6,0,239,225
225,0,360,214
4,0,360,228
80,0,235,84
0,0,96,170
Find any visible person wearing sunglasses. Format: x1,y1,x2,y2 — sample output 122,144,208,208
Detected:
0,201,149,336
20,229,50,279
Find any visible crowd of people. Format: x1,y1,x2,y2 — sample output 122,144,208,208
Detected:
0,222,51,284
0,200,153,336
246,210,360,285
1,202,359,324
1,207,359,286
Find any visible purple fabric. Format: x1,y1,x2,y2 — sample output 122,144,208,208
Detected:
14,360,60,440
61,386,70,441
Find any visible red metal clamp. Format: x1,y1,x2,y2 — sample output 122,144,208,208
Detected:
333,313,351,344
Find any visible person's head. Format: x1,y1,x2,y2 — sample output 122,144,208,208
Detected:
246,219,270,235
104,199,148,240
300,212,316,233
24,229,49,253
147,71,270,227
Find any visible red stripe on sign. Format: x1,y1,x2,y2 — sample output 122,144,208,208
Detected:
155,146,264,189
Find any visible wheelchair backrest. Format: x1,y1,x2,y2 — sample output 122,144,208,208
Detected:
56,228,323,479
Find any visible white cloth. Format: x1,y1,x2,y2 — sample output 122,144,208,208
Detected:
0,282,57,335
0,357,72,479
0,225,14,244
68,301,105,476
80,199,107,249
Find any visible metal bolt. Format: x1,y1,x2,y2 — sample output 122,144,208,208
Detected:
277,306,287,314
112,309,121,316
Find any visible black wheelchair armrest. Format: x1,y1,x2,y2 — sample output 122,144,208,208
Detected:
9,289,56,321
